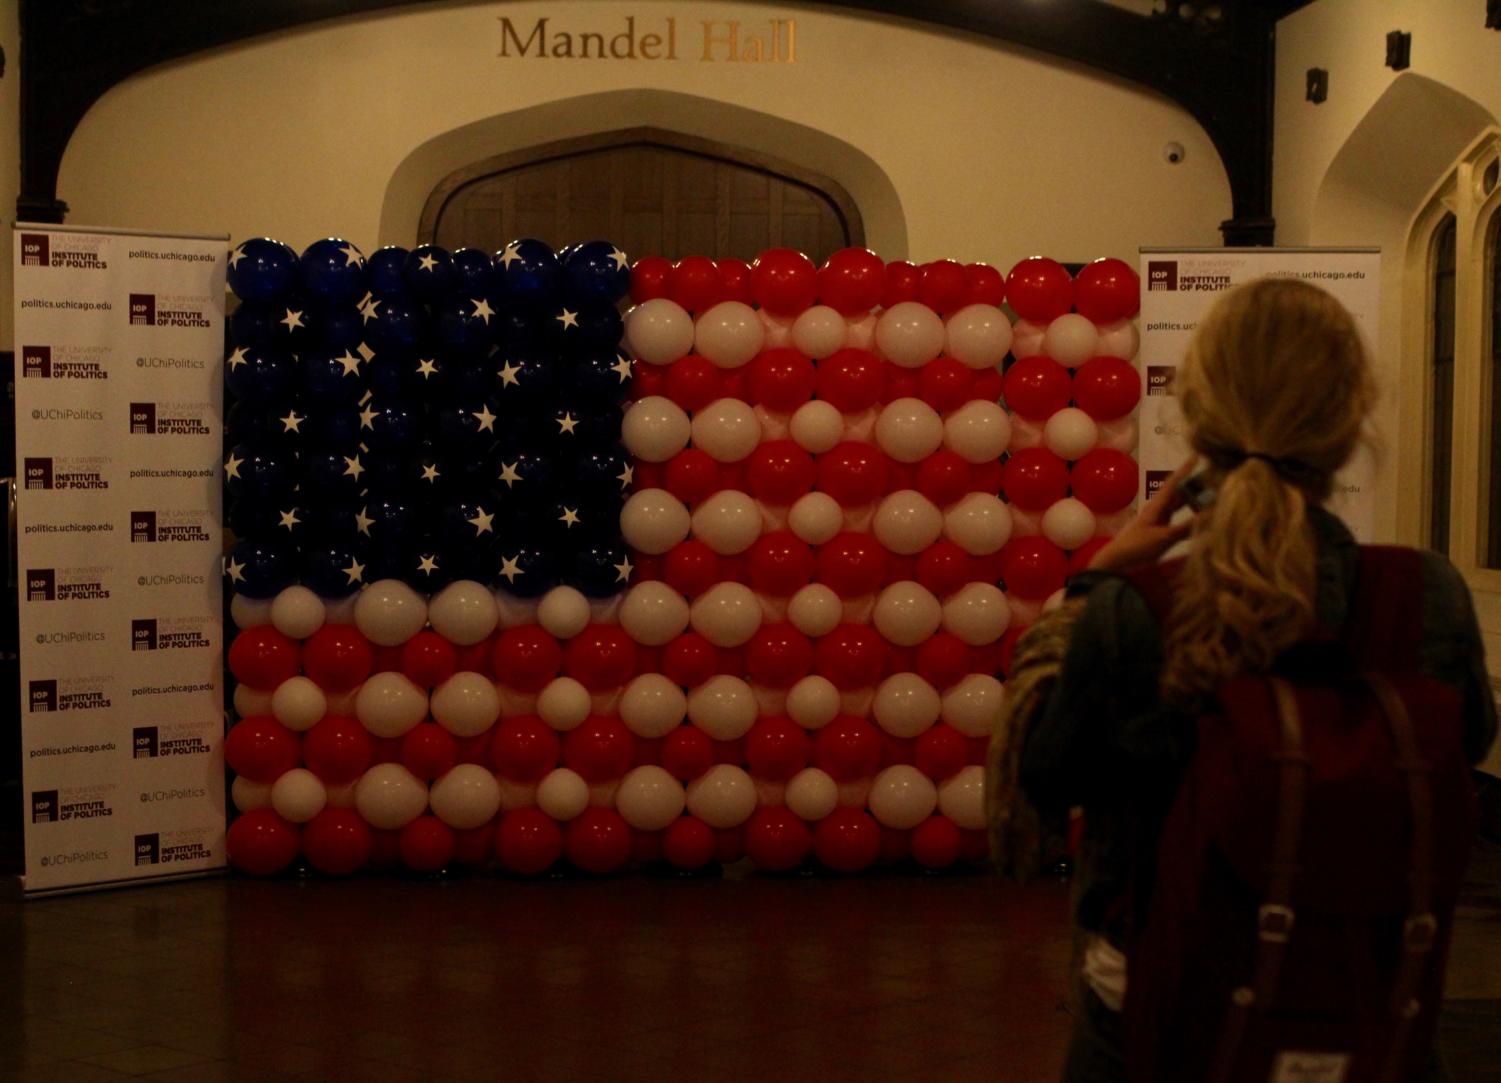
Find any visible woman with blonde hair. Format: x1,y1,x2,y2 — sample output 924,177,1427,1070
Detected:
1016,277,1496,1081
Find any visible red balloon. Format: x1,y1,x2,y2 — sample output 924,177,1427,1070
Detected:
1006,256,1074,323
751,248,818,316
879,826,911,864
915,723,969,780
631,829,665,866
662,725,714,781
665,354,726,412
1003,356,1073,419
816,442,890,507
960,828,990,863
817,247,885,314
999,536,1069,600
662,633,717,688
369,735,403,766
563,715,635,783
745,624,814,687
915,632,974,689
630,256,672,303
746,347,816,412
663,539,721,597
301,714,371,783
225,716,299,783
400,723,458,781
812,715,884,780
916,450,974,507
633,362,669,400
228,626,301,690
746,440,816,504
565,808,632,874
815,532,889,598
964,263,1007,307
564,625,637,691
226,809,299,876
301,808,373,876
917,356,974,414
918,260,969,314
664,448,720,505
491,716,560,782
745,807,813,870
1071,449,1139,513
716,826,746,863
816,624,888,690
745,716,812,780
911,815,963,868
882,734,916,768
716,258,754,305
663,816,717,869
970,367,1004,405
496,808,564,874
814,808,881,872
398,815,456,873
300,624,371,693
365,828,401,870
449,823,492,866
882,261,921,308
1072,357,1142,421
1074,257,1141,323
1002,447,1070,511
883,361,920,404
492,627,562,693
454,732,491,768
970,458,1004,496
371,644,403,674
816,348,886,413
746,531,814,596
399,630,457,689
915,540,978,597
453,633,496,680
667,256,725,313
712,736,747,765
1069,537,1110,574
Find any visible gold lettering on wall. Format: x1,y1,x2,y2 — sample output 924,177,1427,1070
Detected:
498,15,795,63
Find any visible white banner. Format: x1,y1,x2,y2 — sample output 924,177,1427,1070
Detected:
15,224,227,894
1137,248,1381,540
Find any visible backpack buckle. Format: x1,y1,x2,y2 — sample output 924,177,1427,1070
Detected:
1403,914,1437,951
1258,903,1296,943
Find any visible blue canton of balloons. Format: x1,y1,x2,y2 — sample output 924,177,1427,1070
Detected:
223,234,636,603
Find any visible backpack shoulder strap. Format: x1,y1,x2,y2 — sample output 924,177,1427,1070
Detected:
1346,546,1426,669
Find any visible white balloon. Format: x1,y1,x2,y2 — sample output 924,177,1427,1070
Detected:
872,490,943,555
427,580,499,646
873,581,942,647
268,768,326,824
354,672,428,738
616,765,686,830
690,397,761,463
789,399,845,451
787,583,844,638
622,395,691,463
430,672,501,737
937,765,986,829
619,674,688,738
687,674,759,740
689,582,761,647
537,677,592,732
353,579,428,647
942,583,1012,646
233,684,273,719
944,304,1014,370
230,593,273,630
1095,318,1140,361
943,493,1014,555
786,767,839,821
942,674,1006,738
943,400,1012,463
786,675,842,730
624,298,695,366
868,765,939,830
874,398,944,463
619,581,691,646
1011,318,1047,359
686,764,757,828
537,586,592,640
787,491,844,545
790,305,848,359
271,676,326,732
875,301,945,368
429,764,501,829
536,767,590,821
694,301,764,368
354,763,429,830
1042,498,1099,551
690,489,763,555
1043,407,1100,461
871,673,941,738
270,585,325,640
231,776,271,812
619,488,691,555
1044,313,1100,367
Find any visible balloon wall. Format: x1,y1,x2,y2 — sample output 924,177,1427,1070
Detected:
220,239,1141,877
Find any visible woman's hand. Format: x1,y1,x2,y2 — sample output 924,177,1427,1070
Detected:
1086,457,1198,573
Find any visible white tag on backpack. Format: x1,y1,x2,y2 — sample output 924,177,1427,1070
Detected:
1269,1050,1352,1083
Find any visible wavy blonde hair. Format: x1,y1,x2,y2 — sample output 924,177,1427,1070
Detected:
1163,277,1374,704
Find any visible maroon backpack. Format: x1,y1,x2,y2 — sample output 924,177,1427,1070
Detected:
1123,546,1477,1083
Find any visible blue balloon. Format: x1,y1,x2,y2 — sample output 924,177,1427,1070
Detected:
356,497,418,548
495,238,560,304
227,538,297,599
301,448,368,501
225,345,295,405
401,546,454,593
404,245,456,300
452,248,499,297
365,294,428,357
361,399,424,453
493,351,556,406
300,349,365,404
358,450,413,495
299,238,367,306
437,353,492,401
492,445,559,507
226,498,304,542
229,301,280,348
433,399,500,454
436,295,495,359
572,448,633,497
436,535,497,585
438,497,500,545
563,240,631,305
493,543,558,599
571,541,633,598
224,443,295,503
269,296,316,353
302,542,368,598
492,303,547,350
364,354,416,399
224,401,272,446
570,351,633,402
318,304,365,351
297,500,360,544
552,301,625,355
403,449,451,501
543,400,622,448
303,407,361,450
367,246,409,297
228,238,298,304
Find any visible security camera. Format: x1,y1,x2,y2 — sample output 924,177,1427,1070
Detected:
1163,142,1186,165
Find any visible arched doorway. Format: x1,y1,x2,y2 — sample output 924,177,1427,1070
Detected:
419,127,863,263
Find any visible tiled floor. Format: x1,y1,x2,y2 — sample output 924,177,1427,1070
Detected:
3,842,1498,1083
